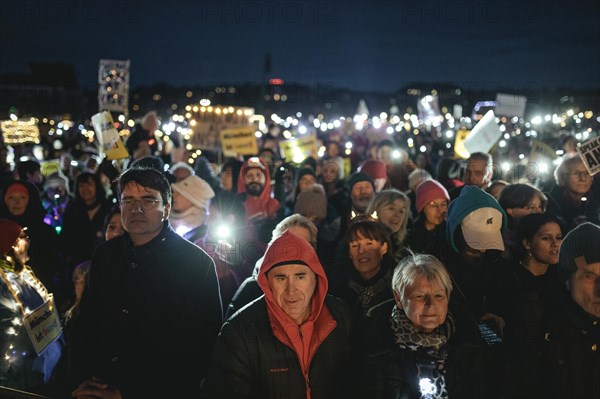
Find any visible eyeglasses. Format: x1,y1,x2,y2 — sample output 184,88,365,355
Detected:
120,198,163,209
569,171,590,178
426,201,448,211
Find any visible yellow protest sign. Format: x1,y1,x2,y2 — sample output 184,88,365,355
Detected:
454,128,471,159
278,134,318,163
91,111,129,160
529,139,558,163
220,127,259,157
41,161,61,177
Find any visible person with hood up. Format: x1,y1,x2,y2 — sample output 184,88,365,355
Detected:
201,230,356,399
237,156,281,243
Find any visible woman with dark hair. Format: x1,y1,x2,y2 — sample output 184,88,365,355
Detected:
506,213,564,325
60,172,112,271
102,205,124,242
503,213,565,397
0,180,63,295
498,183,547,260
219,158,244,194
329,218,396,315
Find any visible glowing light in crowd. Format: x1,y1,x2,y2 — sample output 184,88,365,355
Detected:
502,162,511,171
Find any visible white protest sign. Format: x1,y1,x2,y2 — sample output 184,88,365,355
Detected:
98,59,130,114
495,93,527,118
24,295,62,355
464,110,502,154
577,136,600,176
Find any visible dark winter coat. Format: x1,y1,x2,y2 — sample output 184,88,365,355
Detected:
545,183,600,232
201,295,355,399
362,299,493,399
504,286,600,399
70,222,223,399
59,197,112,269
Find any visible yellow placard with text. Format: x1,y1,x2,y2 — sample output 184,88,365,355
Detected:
278,134,318,164
220,127,259,157
529,139,558,163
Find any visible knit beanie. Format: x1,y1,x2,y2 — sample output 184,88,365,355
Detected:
172,175,215,210
416,180,450,213
294,184,327,220
558,222,600,284
0,219,22,255
348,172,374,191
44,172,70,194
297,167,317,182
407,168,432,192
358,160,387,180
446,186,506,252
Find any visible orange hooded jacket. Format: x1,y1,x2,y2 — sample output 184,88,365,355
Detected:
256,230,337,399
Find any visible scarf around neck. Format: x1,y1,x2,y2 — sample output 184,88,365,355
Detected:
390,305,454,399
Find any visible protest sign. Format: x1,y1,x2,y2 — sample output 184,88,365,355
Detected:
279,134,318,163
577,136,600,176
91,111,129,160
220,126,259,157
1,119,40,144
495,93,527,118
454,128,471,159
529,139,558,163
464,110,502,154
98,59,130,114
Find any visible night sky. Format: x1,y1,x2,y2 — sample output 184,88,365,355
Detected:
2,0,599,91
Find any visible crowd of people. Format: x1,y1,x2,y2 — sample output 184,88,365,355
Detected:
0,112,599,399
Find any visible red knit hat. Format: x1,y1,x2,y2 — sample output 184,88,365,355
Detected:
358,160,387,179
0,219,22,255
416,180,450,213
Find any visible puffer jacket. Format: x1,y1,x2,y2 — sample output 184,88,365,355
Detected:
202,230,357,399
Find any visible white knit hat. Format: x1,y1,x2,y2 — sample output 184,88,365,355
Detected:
172,175,215,210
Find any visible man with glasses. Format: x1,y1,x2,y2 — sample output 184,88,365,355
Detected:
70,167,223,399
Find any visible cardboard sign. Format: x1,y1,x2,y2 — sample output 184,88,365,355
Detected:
464,110,502,154
417,95,441,126
23,295,62,355
495,93,527,118
220,126,259,157
577,136,600,176
91,111,129,160
278,134,318,163
529,139,558,163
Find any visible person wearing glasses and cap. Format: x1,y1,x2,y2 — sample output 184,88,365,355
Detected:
69,167,222,399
